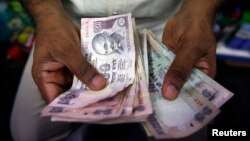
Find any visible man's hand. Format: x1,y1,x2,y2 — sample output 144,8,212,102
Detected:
161,0,222,100
28,0,106,103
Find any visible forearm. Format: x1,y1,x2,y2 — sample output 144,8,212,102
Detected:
178,0,225,25
21,0,67,24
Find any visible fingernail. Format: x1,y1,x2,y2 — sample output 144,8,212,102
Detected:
164,85,178,100
91,75,106,90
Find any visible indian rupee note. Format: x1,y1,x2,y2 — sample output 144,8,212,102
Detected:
49,13,136,108
142,29,234,139
144,29,234,108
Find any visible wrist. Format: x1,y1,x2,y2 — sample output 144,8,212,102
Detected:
24,0,66,24
178,0,224,26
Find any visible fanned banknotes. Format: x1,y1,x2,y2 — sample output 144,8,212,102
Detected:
42,13,153,124
49,13,136,109
142,29,233,139
41,13,234,139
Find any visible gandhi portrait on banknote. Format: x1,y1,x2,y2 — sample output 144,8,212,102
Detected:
92,17,127,55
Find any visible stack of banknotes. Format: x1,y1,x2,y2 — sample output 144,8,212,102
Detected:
41,13,234,139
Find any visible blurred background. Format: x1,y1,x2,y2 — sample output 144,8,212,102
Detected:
0,0,250,140
0,0,34,140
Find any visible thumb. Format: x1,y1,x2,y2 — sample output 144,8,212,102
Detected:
162,48,198,100
65,51,106,90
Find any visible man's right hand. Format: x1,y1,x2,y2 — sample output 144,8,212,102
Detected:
29,0,106,103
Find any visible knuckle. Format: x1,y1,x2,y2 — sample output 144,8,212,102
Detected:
172,65,189,82
78,63,93,76
77,62,96,82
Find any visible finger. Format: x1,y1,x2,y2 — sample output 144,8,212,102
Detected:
32,65,72,103
39,83,65,103
162,46,201,100
32,64,64,103
194,60,209,70
194,58,216,78
64,50,106,90
41,70,72,89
